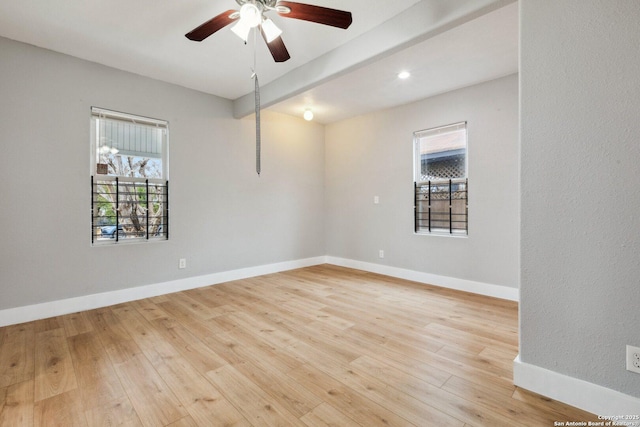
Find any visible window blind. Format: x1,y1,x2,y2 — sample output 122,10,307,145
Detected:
91,107,167,159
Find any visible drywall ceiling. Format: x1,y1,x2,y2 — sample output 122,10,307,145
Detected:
0,0,518,124
270,3,518,123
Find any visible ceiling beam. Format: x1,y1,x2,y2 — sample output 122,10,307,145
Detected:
232,0,515,119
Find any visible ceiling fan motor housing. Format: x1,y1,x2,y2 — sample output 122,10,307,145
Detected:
236,0,288,13
239,3,262,27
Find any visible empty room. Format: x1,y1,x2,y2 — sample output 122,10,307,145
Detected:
1,0,639,425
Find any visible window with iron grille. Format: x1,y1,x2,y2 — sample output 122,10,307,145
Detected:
414,122,468,235
90,107,169,244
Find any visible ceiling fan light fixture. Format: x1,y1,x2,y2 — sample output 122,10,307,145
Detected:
239,3,262,28
261,18,282,43
231,19,252,41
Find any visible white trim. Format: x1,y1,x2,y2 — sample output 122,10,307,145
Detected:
513,355,640,415
325,256,519,301
0,256,325,327
0,255,518,327
91,106,168,127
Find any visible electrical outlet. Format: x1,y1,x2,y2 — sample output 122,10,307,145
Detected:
179,258,186,269
379,250,384,259
627,345,640,374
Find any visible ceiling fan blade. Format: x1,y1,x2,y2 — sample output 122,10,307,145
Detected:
276,1,352,29
185,9,238,41
261,29,291,62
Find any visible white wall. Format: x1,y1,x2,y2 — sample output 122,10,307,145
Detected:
520,0,640,400
0,36,325,311
324,74,520,291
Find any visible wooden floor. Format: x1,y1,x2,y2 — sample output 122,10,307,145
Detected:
0,265,597,426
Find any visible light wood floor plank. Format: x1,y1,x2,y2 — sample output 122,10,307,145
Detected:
230,357,322,418
170,292,225,321
84,397,143,427
442,374,581,426
181,284,236,314
148,317,228,375
130,299,171,322
206,364,304,427
166,415,198,427
111,304,167,355
85,308,143,366
0,265,600,426
0,324,35,390
137,326,227,400
288,363,421,426
156,298,211,325
114,354,187,427
511,387,598,421
203,329,303,375
34,389,86,427
146,345,248,427
300,402,361,427
33,328,77,402
311,353,466,426
67,331,126,410
349,354,514,426
0,380,34,427
186,397,251,427
61,312,94,338
33,316,63,334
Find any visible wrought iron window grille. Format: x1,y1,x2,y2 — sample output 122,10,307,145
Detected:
91,176,169,244
414,178,468,235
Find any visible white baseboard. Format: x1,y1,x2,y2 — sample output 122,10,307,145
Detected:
0,255,518,327
0,256,326,327
325,256,519,301
514,355,640,415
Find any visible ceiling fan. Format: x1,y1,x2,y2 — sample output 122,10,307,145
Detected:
185,0,353,62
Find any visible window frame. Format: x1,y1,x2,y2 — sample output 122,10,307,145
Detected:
90,107,169,245
413,121,468,236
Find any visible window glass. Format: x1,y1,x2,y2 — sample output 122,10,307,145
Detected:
91,108,169,244
415,122,466,182
414,122,468,236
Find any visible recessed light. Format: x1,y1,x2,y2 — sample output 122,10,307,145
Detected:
303,109,314,121
398,71,411,79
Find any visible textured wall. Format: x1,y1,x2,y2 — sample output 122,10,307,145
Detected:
520,0,640,397
0,37,325,310
325,74,520,289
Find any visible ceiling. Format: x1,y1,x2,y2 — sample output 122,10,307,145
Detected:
0,0,518,124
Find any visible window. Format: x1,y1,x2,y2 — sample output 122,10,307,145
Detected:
90,107,169,244
414,122,468,235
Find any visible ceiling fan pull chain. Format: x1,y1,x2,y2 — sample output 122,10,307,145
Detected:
255,73,261,176
253,27,261,176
